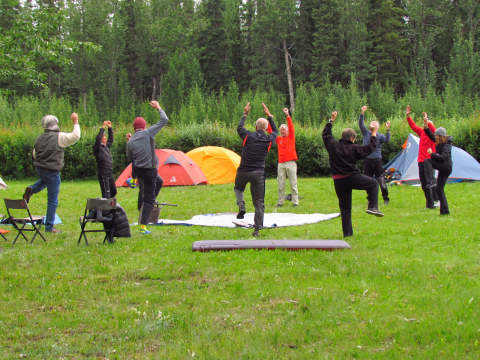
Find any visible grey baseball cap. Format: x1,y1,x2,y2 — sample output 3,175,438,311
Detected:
434,127,447,136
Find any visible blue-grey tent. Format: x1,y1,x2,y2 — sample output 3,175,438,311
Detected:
384,134,480,184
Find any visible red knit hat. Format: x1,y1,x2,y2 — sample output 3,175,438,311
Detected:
133,116,146,130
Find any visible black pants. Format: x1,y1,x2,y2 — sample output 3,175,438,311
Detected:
98,173,117,199
134,167,163,225
364,158,389,201
435,171,451,215
419,160,438,208
333,173,378,237
234,170,265,230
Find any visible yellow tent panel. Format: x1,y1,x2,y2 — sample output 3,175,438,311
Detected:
186,146,240,185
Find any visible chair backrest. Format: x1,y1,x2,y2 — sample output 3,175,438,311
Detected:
85,198,117,211
4,199,28,210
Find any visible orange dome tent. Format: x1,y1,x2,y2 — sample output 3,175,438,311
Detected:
116,149,207,187
186,146,241,185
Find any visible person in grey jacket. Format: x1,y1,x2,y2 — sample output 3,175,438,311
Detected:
23,113,81,233
126,100,168,235
358,106,391,204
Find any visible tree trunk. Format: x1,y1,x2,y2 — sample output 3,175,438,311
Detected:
283,39,295,113
152,76,157,100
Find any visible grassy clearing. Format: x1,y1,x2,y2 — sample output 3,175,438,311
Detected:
0,178,479,359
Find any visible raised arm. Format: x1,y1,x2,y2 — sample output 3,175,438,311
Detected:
237,102,250,139
146,100,168,137
384,121,391,143
406,105,422,136
322,111,338,150
58,113,81,148
358,106,369,137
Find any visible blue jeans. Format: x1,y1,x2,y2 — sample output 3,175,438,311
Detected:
30,167,61,231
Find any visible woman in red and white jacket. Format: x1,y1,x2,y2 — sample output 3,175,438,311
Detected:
406,106,439,208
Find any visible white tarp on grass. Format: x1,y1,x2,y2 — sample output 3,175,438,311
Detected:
155,212,340,228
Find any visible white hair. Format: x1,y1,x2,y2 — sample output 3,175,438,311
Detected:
256,118,268,130
41,115,60,131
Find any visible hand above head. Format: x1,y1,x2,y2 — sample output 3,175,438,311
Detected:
149,100,161,110
243,102,251,115
282,107,290,117
330,111,338,122
262,103,272,117
71,112,79,125
102,121,108,128
361,105,368,114
406,105,411,116
385,121,391,130
107,121,112,128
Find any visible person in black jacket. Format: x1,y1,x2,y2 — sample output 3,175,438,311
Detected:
322,111,384,237
234,102,277,237
93,121,116,199
424,118,452,215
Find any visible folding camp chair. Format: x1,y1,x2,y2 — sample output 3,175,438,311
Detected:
78,198,117,245
3,199,46,244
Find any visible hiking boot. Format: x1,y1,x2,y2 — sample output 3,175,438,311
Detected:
236,205,246,219
46,228,61,234
23,187,33,203
366,208,384,217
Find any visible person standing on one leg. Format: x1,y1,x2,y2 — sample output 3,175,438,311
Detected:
358,105,391,204
126,100,167,235
322,111,384,238
234,102,277,237
23,113,81,233
406,106,439,208
94,120,117,199
273,107,299,207
424,123,452,215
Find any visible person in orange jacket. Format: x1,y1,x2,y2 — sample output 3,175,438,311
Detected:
275,107,299,207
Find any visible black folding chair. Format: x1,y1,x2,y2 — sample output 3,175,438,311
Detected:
78,198,117,245
4,199,46,244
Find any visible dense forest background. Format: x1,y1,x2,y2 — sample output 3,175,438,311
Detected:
1,0,480,119
1,0,480,179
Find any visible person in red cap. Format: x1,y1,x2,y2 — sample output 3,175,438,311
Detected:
126,100,168,235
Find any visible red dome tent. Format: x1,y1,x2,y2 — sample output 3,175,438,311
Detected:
116,149,207,187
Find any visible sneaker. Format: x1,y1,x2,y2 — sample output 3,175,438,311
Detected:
23,187,33,203
46,228,61,233
252,229,260,237
366,208,384,217
139,225,151,235
433,201,440,208
236,209,246,219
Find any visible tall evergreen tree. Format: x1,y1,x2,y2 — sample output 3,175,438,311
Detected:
367,0,409,92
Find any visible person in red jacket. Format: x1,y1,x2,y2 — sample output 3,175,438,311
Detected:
275,107,299,206
406,106,439,208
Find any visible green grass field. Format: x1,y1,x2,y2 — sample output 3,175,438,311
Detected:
0,178,479,359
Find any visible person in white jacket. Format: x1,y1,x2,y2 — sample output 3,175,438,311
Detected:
23,113,81,233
